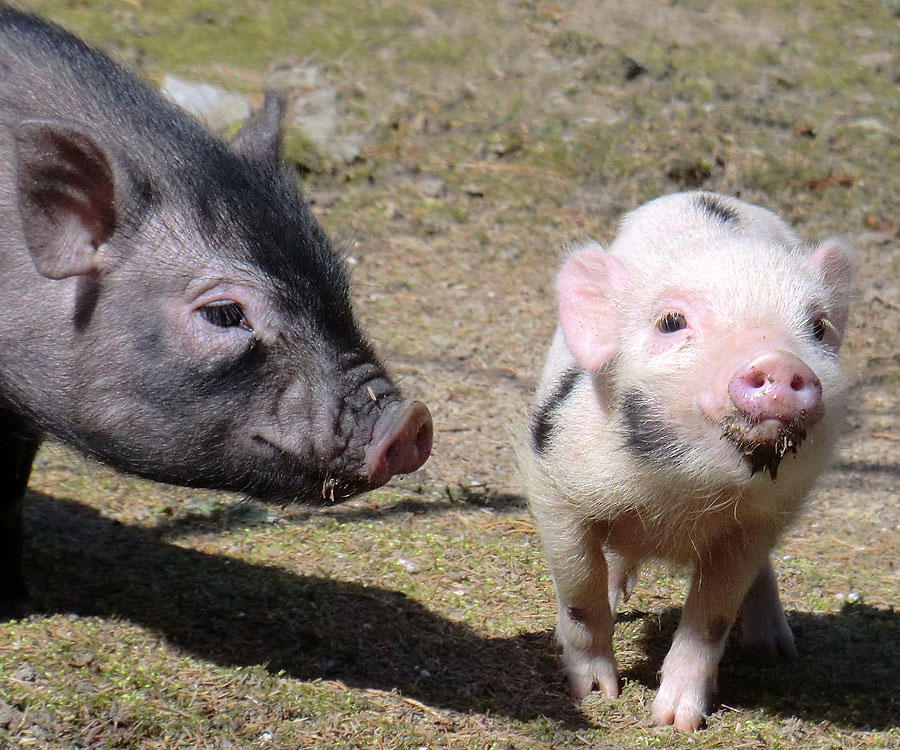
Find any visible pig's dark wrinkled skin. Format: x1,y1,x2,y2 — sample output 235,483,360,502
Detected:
0,10,432,619
518,191,853,731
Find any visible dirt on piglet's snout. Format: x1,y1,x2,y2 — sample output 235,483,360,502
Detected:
720,413,809,480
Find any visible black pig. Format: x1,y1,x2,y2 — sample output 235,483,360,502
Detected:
0,9,432,617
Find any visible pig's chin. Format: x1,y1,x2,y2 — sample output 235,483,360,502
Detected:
244,437,373,505
720,414,808,481
243,468,372,506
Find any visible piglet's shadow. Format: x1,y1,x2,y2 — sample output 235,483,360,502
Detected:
20,492,899,731
621,603,900,730
20,491,582,725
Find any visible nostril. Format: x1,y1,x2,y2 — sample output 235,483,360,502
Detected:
790,375,805,391
383,417,431,471
415,423,431,457
385,441,403,464
746,371,766,389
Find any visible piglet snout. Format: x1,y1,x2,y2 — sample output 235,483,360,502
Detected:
365,400,433,488
728,350,822,424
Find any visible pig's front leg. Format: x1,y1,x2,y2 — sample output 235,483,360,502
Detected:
539,513,619,700
733,559,797,658
0,421,40,620
651,537,772,731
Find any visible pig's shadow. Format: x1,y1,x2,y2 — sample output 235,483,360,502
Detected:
20,491,582,725
20,492,900,731
620,603,900,730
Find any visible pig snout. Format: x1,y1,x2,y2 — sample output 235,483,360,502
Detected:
728,350,822,424
364,400,433,488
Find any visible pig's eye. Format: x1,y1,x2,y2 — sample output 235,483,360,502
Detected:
811,315,834,342
656,311,687,333
200,301,251,330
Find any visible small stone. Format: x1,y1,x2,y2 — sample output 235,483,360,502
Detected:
410,111,429,133
622,56,647,81
11,664,37,682
418,177,446,199
665,156,712,188
291,88,363,164
0,700,24,730
160,75,251,132
487,130,523,157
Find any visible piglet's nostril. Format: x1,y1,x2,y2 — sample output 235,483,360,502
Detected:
746,371,766,389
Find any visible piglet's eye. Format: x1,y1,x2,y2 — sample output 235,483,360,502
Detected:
811,315,834,342
200,301,250,330
656,311,687,334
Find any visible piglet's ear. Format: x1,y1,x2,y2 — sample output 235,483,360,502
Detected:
557,247,629,371
14,120,117,280
231,91,285,163
805,238,853,343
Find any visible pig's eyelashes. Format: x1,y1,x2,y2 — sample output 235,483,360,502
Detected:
811,315,836,343
199,301,252,331
656,311,687,334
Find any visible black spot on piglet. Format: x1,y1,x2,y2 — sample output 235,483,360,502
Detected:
696,193,740,226
531,367,581,454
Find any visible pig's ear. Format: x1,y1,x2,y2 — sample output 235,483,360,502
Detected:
557,247,629,371
14,120,117,280
231,91,285,162
805,238,854,340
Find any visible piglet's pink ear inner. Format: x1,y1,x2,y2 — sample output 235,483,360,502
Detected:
804,238,853,345
557,247,629,371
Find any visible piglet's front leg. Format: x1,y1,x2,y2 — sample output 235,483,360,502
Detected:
651,538,772,731
541,517,620,700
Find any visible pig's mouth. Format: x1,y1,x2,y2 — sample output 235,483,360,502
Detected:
247,435,372,505
720,415,808,481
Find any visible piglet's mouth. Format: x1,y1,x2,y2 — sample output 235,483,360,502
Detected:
721,415,808,481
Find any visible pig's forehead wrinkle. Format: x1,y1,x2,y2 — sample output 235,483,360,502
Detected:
134,216,265,287
628,247,820,313
173,153,349,295
156,175,357,328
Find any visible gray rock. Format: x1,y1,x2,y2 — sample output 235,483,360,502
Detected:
160,74,251,132
291,88,362,164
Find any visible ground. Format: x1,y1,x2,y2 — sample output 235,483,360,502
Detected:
1,0,899,748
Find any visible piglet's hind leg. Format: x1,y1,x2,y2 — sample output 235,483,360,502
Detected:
733,558,797,659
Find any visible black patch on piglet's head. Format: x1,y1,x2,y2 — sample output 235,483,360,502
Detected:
695,193,740,226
